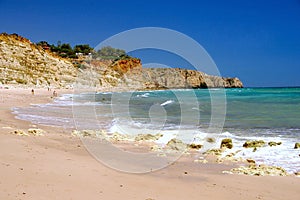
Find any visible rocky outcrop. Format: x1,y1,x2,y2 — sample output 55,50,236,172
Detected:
188,143,203,150
128,68,243,89
27,128,45,136
294,142,300,149
206,137,216,143
166,138,187,151
220,138,233,149
243,140,265,148
0,33,243,89
11,128,45,136
71,129,107,138
11,129,28,136
224,164,288,176
70,131,294,175
268,141,282,147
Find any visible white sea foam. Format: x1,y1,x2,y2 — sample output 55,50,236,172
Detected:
15,113,74,127
109,119,209,145
208,88,221,91
160,100,174,106
136,93,150,98
217,132,300,173
109,121,300,173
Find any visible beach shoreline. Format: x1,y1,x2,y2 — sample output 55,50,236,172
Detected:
0,87,300,200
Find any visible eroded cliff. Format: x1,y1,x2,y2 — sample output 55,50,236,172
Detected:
0,33,77,88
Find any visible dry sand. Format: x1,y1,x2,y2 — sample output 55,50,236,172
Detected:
0,87,299,200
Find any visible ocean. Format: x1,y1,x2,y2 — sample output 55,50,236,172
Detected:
13,87,300,173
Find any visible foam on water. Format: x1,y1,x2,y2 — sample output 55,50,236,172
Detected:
160,100,174,106
109,121,208,146
136,92,150,98
217,130,300,173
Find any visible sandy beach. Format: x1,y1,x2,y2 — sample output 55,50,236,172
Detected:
0,87,299,200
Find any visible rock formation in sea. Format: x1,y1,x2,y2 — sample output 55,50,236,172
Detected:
0,33,243,89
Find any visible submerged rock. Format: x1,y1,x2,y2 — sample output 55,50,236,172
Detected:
243,140,265,148
166,138,187,151
206,137,216,143
268,141,282,147
135,133,163,141
220,138,233,149
294,142,300,149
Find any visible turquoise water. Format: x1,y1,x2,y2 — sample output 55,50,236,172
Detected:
13,87,300,172
84,87,300,132
225,87,300,129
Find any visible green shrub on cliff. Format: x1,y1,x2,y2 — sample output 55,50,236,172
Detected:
36,41,93,59
74,44,93,55
92,46,127,60
36,40,129,61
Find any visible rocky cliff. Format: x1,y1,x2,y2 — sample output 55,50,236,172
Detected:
0,33,77,88
138,68,243,89
0,33,243,89
105,59,243,89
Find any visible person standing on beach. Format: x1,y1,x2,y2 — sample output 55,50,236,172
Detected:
53,90,57,97
31,89,34,95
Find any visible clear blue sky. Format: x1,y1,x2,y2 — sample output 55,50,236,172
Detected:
1,0,300,87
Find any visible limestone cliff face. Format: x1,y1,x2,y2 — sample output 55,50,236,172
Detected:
94,54,243,89
0,33,77,87
110,58,142,74
0,33,243,89
123,67,243,89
